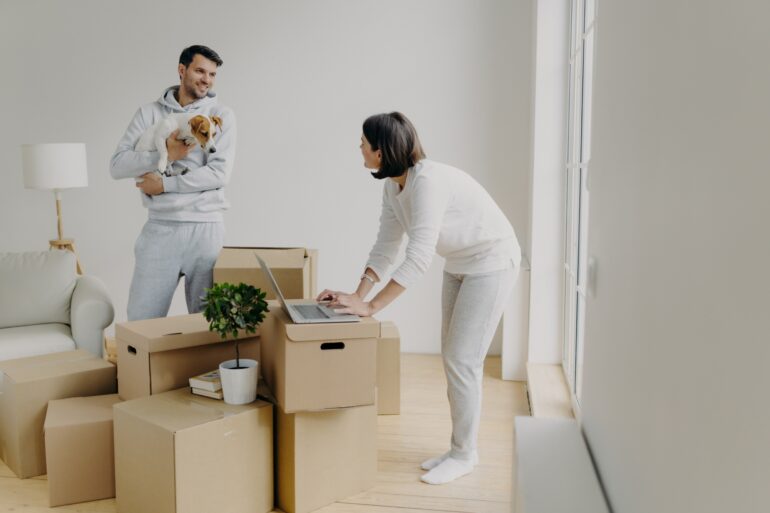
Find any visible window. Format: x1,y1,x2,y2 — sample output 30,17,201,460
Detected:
563,0,596,404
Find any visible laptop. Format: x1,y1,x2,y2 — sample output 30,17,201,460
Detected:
254,252,360,324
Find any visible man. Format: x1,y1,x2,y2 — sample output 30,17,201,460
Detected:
110,45,236,321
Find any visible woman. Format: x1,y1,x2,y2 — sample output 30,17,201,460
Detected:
318,112,521,485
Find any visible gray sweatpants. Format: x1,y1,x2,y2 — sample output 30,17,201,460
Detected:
127,220,224,321
442,264,518,460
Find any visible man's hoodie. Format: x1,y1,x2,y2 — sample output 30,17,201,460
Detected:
110,86,236,222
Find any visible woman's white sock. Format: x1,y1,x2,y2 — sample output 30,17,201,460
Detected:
420,457,475,485
420,450,478,471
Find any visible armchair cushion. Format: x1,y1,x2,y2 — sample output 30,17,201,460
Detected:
0,324,76,361
0,251,77,329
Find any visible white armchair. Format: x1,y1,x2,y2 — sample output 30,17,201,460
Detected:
0,250,114,361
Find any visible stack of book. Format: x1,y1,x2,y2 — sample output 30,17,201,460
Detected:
189,369,223,399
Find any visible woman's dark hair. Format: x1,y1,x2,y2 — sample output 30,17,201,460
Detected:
363,112,426,179
179,45,223,67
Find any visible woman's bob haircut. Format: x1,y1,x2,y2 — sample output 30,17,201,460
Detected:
363,112,426,180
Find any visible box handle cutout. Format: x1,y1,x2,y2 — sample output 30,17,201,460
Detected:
321,342,345,351
127,345,137,355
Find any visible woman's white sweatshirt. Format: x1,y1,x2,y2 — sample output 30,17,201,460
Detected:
366,160,521,289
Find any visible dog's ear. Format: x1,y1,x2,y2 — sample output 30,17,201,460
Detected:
211,116,223,131
189,115,205,133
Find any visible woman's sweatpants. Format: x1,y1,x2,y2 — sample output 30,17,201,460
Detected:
127,219,224,321
441,265,518,461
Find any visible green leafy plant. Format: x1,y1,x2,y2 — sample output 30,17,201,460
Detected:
202,282,269,369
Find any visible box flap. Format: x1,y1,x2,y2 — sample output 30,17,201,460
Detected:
115,314,258,353
44,394,121,429
217,247,307,269
270,304,380,341
380,321,399,339
113,387,271,433
0,349,111,383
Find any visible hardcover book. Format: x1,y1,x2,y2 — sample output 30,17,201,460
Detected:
191,387,224,400
189,369,222,392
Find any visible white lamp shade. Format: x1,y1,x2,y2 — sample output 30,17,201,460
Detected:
21,143,88,190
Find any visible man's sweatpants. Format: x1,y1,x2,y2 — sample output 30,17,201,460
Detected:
441,264,518,461
127,219,224,321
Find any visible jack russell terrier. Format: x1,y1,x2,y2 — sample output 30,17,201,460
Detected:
135,113,223,177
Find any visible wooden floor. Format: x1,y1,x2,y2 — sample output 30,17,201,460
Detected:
0,354,529,513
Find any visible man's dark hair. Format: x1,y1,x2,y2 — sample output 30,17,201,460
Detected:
363,112,426,180
179,45,223,67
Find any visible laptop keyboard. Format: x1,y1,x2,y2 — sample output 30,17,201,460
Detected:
293,304,328,320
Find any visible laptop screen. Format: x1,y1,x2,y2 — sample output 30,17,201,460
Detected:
254,252,292,318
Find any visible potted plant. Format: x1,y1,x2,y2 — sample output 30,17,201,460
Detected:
202,282,269,405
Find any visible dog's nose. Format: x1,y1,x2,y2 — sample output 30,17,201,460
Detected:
209,147,216,153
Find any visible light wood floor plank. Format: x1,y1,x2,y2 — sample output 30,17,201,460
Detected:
0,354,528,513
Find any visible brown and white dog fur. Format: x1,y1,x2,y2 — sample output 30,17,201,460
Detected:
135,113,223,176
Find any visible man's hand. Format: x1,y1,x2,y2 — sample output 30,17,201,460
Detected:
136,173,164,195
166,129,194,162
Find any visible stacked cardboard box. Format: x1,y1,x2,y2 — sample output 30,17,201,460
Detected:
44,394,122,506
260,305,379,413
0,350,117,478
114,387,273,513
260,303,380,513
115,313,259,400
377,321,401,415
214,247,318,300
276,404,377,513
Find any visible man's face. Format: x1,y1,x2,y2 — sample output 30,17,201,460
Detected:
178,54,218,100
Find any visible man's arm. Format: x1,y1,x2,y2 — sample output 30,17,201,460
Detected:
110,108,160,180
162,109,237,193
135,134,193,195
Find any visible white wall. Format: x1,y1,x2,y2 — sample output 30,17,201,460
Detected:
581,1,770,512
0,0,532,354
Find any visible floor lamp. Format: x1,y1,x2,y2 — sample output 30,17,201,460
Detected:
21,143,88,274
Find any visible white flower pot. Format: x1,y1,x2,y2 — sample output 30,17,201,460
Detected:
219,359,258,405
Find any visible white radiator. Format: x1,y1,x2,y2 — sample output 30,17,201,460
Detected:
513,416,610,513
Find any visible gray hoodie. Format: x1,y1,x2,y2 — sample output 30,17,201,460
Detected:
110,86,236,222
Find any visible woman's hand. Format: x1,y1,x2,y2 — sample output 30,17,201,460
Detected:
316,289,350,302
328,293,374,317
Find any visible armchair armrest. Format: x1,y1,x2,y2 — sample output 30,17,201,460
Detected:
70,275,115,357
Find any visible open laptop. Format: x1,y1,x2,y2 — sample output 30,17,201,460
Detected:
254,252,360,324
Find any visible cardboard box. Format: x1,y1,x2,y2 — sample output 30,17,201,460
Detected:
260,304,379,413
44,394,122,506
213,247,318,300
114,387,273,513
276,403,377,513
115,313,259,401
0,350,117,478
377,321,401,415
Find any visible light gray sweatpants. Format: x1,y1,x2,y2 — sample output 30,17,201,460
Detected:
442,264,518,461
127,219,224,321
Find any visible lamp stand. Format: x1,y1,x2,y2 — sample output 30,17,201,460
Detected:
49,190,83,274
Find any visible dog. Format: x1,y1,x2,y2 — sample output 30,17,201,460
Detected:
135,113,223,176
